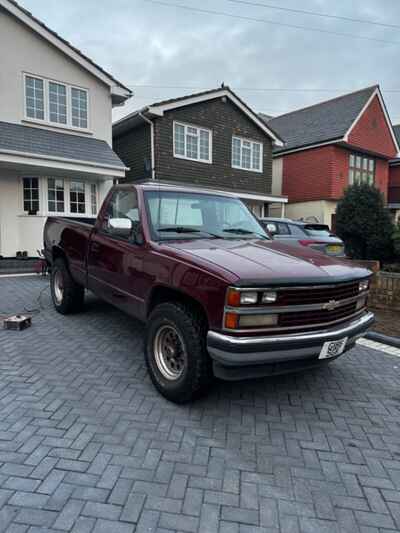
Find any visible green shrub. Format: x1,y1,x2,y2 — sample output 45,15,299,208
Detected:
335,183,394,261
393,222,400,259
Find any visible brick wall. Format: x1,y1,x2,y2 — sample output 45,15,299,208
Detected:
348,95,397,159
282,145,337,202
113,123,152,182
369,272,400,311
282,145,389,203
389,165,400,204
154,98,273,195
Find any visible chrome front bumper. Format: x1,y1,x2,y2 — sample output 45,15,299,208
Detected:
207,312,375,380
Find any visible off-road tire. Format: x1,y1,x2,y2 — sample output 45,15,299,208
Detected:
145,302,213,403
50,258,84,314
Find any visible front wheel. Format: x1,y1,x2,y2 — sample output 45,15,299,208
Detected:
145,302,213,403
50,258,84,314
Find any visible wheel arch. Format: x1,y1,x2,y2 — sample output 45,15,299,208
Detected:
147,285,209,328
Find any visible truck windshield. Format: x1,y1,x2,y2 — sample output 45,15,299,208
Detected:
144,190,269,241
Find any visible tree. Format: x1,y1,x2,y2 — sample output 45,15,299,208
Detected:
393,222,400,260
335,183,394,262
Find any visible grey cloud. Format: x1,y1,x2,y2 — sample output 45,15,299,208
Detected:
20,0,400,123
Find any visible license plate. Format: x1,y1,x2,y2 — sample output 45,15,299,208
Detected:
327,244,343,254
319,337,348,359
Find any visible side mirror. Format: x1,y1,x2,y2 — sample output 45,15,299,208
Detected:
109,218,132,237
266,223,277,236
131,220,145,245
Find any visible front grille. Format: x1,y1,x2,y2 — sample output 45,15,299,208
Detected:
276,281,360,306
279,302,358,328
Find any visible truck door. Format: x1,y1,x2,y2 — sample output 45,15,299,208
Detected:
87,188,147,320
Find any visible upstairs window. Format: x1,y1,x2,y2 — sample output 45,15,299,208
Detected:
25,76,44,120
232,137,263,172
23,74,89,130
49,82,67,124
71,88,88,129
173,122,212,163
349,153,375,185
23,178,40,213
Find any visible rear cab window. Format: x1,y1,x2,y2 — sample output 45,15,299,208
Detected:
303,224,332,237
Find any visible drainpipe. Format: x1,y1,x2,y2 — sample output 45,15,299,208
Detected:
139,112,155,180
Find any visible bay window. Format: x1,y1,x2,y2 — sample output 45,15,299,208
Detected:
173,122,212,163
232,137,263,172
21,178,98,216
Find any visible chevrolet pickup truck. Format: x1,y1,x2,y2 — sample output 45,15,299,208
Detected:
44,182,374,403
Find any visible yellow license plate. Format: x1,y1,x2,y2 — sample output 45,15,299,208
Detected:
327,245,343,254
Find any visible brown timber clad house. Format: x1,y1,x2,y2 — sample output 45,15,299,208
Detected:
112,87,287,217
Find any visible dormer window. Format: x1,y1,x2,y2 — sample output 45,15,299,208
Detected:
24,74,89,131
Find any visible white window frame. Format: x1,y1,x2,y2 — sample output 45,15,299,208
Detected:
20,177,98,217
231,136,263,173
173,121,212,164
71,85,89,129
24,75,45,122
23,73,90,132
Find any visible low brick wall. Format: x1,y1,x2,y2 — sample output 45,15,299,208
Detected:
369,271,400,311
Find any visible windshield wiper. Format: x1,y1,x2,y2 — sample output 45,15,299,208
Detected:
223,228,269,240
157,227,222,238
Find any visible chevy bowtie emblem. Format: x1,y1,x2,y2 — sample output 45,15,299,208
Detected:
323,299,340,311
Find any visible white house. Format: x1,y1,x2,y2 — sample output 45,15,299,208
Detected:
0,0,132,257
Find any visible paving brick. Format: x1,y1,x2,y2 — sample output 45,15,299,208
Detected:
159,512,199,532
120,492,146,523
1,278,400,533
52,499,85,530
92,519,135,533
82,501,121,521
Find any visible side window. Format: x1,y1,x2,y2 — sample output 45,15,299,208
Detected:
275,222,290,235
103,189,139,239
289,224,306,236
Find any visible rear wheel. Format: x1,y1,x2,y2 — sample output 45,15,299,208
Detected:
145,302,213,403
50,258,84,314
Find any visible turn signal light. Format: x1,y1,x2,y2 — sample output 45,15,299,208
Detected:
226,288,241,307
224,312,239,329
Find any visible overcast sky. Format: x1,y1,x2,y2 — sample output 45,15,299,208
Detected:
20,0,400,123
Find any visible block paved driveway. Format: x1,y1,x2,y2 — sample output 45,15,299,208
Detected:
0,276,400,533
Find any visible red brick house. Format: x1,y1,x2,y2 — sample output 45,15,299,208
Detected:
264,86,399,227
389,125,400,223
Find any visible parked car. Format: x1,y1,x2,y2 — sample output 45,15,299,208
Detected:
259,217,345,257
44,183,374,403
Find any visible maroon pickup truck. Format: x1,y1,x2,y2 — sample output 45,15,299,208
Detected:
44,182,374,403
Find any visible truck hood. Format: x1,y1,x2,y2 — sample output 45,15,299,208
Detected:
164,239,370,285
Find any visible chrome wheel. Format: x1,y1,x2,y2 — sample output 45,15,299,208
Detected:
53,270,64,305
154,325,186,380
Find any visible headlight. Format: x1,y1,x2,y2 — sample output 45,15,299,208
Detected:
262,291,277,303
240,291,258,305
239,314,278,328
359,280,369,292
226,288,259,306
